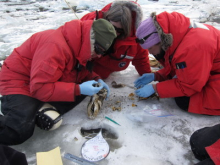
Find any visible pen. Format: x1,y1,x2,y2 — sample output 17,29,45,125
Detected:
105,116,121,126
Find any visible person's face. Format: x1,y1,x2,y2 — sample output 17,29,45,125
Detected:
148,43,162,56
89,52,102,61
88,44,106,61
109,21,124,36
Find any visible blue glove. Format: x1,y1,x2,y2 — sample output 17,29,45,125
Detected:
79,80,103,96
135,84,155,98
98,79,110,99
134,73,155,88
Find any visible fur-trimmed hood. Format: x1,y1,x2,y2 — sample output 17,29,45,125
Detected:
150,12,192,77
150,12,191,54
90,28,95,54
150,12,173,51
108,1,143,30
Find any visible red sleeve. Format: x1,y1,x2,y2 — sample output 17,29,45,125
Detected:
74,84,80,96
206,139,220,165
155,69,168,82
132,44,151,75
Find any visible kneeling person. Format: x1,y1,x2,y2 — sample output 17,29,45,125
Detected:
0,19,116,145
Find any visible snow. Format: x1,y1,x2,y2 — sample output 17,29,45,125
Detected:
1,0,220,164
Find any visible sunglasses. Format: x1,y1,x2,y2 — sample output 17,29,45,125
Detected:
94,43,106,55
113,25,124,34
136,32,158,44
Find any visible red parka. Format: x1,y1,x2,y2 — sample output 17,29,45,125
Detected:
0,20,100,102
206,139,220,165
81,1,151,79
153,12,220,115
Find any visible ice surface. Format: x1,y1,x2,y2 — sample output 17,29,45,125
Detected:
1,0,220,164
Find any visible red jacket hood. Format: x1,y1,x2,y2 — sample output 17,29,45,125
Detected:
59,20,94,66
152,12,190,76
156,11,190,56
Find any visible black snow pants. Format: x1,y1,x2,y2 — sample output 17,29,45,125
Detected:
0,94,86,145
0,145,28,165
190,124,220,165
174,96,190,111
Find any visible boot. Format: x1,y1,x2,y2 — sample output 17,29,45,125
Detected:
36,103,62,131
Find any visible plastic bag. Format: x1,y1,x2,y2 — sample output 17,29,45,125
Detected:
143,104,173,117
126,104,173,123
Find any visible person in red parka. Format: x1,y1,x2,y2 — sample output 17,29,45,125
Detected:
0,19,116,145
190,124,220,165
134,11,220,115
80,1,151,79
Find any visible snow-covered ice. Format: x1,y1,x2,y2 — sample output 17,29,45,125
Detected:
1,0,220,164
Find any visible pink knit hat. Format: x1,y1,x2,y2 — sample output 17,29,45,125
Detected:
136,17,160,49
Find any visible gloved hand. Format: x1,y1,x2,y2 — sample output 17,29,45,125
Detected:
135,84,155,98
134,73,155,88
98,79,110,99
79,80,103,96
